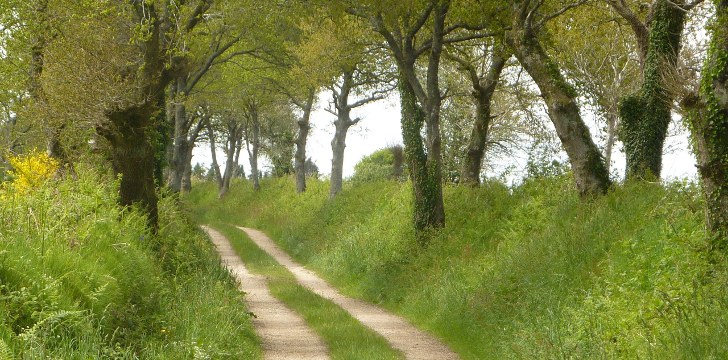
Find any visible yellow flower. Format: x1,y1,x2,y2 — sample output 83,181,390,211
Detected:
6,151,59,195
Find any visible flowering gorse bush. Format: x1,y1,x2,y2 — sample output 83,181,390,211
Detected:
3,151,59,196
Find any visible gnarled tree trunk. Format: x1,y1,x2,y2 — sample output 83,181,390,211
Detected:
507,24,611,196
294,89,315,193
100,104,160,232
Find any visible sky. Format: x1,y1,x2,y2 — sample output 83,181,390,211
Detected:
193,91,699,184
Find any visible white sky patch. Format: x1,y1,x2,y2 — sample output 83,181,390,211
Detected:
193,90,698,183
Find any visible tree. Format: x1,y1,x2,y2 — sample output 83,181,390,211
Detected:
548,3,641,173
31,1,227,231
294,15,394,198
684,0,728,253
347,0,456,232
166,0,276,193
505,0,612,196
445,40,510,185
606,0,703,180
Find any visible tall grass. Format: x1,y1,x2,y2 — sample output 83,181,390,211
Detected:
188,175,728,359
0,164,260,358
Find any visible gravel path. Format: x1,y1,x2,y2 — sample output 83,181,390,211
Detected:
201,226,329,360
237,226,459,360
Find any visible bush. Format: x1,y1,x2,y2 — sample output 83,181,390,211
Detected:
350,146,404,185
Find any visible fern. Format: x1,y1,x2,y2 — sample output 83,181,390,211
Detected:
0,339,13,360
19,310,84,342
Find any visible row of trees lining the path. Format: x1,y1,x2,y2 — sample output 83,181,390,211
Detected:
1,0,726,252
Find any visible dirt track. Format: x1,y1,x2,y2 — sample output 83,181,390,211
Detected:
201,226,329,360
236,226,459,360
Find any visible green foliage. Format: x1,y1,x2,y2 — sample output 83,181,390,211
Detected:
189,176,727,359
0,164,259,358
351,147,399,184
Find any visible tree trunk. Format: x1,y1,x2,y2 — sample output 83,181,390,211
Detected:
219,125,238,198
604,109,619,173
100,105,159,232
163,83,176,182
329,116,352,198
507,28,611,196
168,76,189,192
29,0,68,167
246,107,261,192
400,73,445,235
294,90,315,193
182,149,193,192
686,0,728,253
329,71,357,199
181,114,206,193
619,0,686,180
208,122,224,190
460,48,508,185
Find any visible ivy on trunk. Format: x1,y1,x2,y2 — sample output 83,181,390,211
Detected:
618,0,687,180
685,0,728,254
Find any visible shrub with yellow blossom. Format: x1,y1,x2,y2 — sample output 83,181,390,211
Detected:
4,151,59,195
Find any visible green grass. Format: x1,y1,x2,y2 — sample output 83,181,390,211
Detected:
207,223,402,360
188,175,728,359
0,164,261,359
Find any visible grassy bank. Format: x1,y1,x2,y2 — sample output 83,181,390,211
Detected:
188,176,728,359
0,164,260,359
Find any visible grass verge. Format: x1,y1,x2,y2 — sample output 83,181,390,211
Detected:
188,175,728,359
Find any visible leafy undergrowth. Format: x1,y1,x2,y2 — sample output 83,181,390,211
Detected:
188,175,728,359
0,163,260,359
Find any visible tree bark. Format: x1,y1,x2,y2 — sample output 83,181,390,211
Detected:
329,71,357,198
459,47,509,185
619,0,687,180
365,1,448,233
219,123,242,198
329,116,354,198
96,2,175,232
399,72,444,234
294,89,315,193
168,75,189,192
604,109,619,172
181,113,206,192
686,0,728,253
208,121,224,190
506,20,611,196
245,104,261,192
100,104,160,232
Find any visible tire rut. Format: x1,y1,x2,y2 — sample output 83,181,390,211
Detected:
201,226,329,360
237,226,459,360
